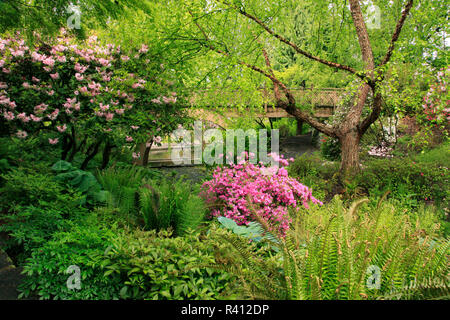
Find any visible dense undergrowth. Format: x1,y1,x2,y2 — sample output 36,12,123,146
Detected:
0,135,448,300
210,197,449,300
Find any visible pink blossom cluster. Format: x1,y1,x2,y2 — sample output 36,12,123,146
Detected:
0,32,182,149
200,153,322,237
422,67,449,125
367,142,394,158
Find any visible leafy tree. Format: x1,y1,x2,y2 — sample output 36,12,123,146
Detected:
0,0,150,37
158,0,446,176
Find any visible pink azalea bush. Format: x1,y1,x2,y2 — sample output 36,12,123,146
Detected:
200,153,323,237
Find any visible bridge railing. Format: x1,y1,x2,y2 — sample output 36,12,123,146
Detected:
189,87,346,107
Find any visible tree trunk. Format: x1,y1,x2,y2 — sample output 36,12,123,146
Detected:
81,140,102,170
142,140,153,166
101,141,114,169
339,130,361,177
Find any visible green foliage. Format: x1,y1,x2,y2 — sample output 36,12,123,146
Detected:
289,146,449,208
96,165,153,218
12,204,231,300
210,197,449,300
356,156,449,207
90,228,233,300
271,118,297,138
140,179,206,236
51,161,108,206
288,152,339,200
0,166,80,210
0,158,11,173
97,167,206,235
407,127,435,153
18,222,122,300
0,0,151,37
413,143,450,167
320,136,341,161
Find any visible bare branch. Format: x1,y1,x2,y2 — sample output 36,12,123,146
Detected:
380,0,414,66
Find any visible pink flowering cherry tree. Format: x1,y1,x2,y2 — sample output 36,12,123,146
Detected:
0,31,189,169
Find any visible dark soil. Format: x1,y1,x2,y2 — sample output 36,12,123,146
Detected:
0,248,24,300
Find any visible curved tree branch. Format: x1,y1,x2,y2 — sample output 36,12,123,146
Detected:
380,0,414,66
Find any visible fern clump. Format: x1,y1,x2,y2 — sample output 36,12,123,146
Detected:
209,196,449,300
97,166,206,235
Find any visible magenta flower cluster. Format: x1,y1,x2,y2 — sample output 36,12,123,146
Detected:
200,154,323,237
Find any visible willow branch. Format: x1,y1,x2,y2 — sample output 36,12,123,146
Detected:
380,0,414,66
188,10,336,137
220,0,361,78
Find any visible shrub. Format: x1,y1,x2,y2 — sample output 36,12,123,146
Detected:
97,166,148,220
289,152,338,180
319,135,341,161
0,166,82,211
356,155,449,206
0,135,60,167
288,152,339,200
90,228,233,300
210,197,449,300
18,222,122,300
200,154,322,237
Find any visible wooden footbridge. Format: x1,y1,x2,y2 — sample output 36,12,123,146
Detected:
138,87,347,166
187,87,346,127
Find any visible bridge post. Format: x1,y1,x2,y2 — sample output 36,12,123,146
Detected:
296,119,303,135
